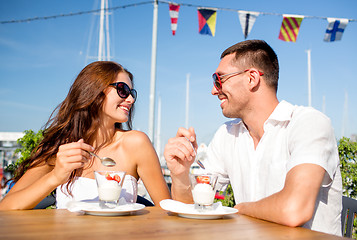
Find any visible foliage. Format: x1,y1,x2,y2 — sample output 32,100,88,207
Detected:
338,137,357,198
5,129,44,175
3,129,56,208
215,184,235,207
338,137,357,239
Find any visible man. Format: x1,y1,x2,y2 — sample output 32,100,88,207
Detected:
164,40,342,235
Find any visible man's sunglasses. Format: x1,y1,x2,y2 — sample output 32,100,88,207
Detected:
109,82,137,102
212,69,264,90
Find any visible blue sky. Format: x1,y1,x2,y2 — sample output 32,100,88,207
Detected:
0,0,356,156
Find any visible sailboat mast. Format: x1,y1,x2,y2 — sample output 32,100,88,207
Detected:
342,91,348,137
98,0,105,61
105,0,110,60
185,73,190,129
306,49,312,107
156,96,162,160
148,0,159,143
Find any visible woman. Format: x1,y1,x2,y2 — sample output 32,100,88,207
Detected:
0,61,170,210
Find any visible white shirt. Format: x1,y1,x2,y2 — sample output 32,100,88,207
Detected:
56,174,138,209
205,100,342,236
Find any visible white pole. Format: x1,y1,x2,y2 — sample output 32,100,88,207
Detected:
98,0,105,61
306,49,312,107
105,0,110,60
185,73,190,129
156,96,162,160
342,91,348,137
148,0,158,143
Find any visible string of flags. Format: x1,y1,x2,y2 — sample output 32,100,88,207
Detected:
167,1,353,42
1,0,354,43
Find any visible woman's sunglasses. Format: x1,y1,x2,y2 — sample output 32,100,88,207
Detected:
109,82,137,102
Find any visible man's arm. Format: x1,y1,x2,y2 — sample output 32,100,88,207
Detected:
235,163,325,227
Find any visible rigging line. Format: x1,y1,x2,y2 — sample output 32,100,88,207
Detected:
0,1,153,24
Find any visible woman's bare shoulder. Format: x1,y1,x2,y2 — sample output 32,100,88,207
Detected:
116,130,151,146
114,130,155,159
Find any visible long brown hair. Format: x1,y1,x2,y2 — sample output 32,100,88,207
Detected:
14,61,135,194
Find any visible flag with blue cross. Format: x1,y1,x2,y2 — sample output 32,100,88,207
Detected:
324,18,349,42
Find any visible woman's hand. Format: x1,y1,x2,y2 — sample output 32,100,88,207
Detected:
53,139,94,184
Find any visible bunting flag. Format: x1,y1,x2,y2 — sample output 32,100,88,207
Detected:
238,10,259,39
278,15,304,42
324,18,348,42
198,8,217,36
169,3,180,36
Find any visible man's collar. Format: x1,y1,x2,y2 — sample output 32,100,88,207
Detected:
267,100,294,122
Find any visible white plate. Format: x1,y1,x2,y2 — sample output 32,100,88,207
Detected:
175,207,238,220
159,199,238,220
67,201,146,216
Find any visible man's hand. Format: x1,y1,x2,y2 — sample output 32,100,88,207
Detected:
164,127,197,203
164,127,198,177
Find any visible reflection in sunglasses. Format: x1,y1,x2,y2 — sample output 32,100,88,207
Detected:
212,69,263,90
212,69,248,90
109,82,137,102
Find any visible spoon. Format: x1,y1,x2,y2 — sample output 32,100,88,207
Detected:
88,151,116,167
185,137,205,169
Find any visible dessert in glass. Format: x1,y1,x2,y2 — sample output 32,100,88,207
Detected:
190,173,218,211
94,170,126,209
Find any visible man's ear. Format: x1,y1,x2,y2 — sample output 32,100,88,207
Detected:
247,68,261,91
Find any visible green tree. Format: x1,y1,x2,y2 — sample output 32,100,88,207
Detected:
338,137,357,239
3,130,56,209
5,129,43,177
215,184,235,207
338,137,357,198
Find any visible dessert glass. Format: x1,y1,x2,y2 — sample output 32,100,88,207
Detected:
190,173,218,211
94,170,126,209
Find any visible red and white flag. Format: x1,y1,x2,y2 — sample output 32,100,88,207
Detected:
169,3,180,35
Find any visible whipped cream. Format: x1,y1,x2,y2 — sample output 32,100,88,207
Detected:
192,183,215,205
98,180,122,201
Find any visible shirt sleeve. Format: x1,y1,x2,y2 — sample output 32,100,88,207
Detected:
286,108,340,186
205,123,231,191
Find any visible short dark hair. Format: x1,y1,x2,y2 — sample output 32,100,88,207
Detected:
221,40,279,92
